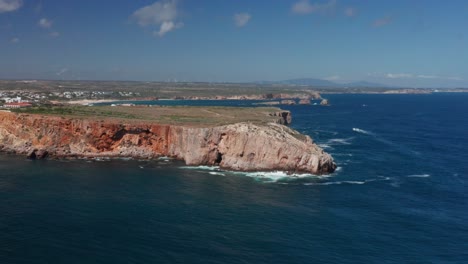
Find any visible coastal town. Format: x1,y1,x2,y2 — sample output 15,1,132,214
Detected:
0,89,140,108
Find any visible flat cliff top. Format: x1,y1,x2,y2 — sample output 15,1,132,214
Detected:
10,105,288,127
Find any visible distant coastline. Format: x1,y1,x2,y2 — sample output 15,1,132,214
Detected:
1,79,467,109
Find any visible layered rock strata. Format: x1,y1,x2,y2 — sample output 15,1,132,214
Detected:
0,111,336,174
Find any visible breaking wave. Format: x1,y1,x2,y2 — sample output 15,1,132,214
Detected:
180,165,220,171
179,166,334,183
240,171,332,183
209,171,226,176
157,156,172,162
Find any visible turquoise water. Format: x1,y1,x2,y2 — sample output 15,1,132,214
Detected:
1,94,467,263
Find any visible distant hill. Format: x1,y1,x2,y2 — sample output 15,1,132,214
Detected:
256,78,388,88
278,78,338,87
344,81,387,88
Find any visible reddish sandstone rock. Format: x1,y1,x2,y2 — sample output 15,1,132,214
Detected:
0,111,336,174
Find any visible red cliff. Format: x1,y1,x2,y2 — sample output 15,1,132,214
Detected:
0,111,336,174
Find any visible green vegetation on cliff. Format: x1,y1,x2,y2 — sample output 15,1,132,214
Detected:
12,105,288,127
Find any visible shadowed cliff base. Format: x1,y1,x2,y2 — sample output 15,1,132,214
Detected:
0,106,335,174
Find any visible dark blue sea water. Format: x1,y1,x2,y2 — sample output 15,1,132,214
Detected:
1,94,467,263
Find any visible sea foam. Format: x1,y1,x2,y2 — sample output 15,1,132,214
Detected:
181,165,220,171
209,171,226,176
180,166,332,183
243,171,331,182
304,177,391,186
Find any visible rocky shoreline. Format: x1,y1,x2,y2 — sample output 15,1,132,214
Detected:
0,110,336,174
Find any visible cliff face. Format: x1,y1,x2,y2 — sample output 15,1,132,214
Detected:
0,111,335,174
172,91,322,101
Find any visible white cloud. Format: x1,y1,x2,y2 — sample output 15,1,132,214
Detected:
154,21,183,37
132,0,182,37
234,12,251,27
0,0,22,13
10,37,19,43
39,18,52,28
291,0,336,15
373,16,392,27
344,7,356,17
292,0,313,14
416,75,437,79
386,73,413,79
385,73,463,81
417,75,463,81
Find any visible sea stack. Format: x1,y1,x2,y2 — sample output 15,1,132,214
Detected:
320,99,330,106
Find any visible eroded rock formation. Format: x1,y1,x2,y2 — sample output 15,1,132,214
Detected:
170,91,322,101
0,111,336,174
280,99,296,105
320,99,330,106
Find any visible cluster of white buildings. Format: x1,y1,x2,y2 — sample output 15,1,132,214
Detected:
2,96,22,103
0,93,34,108
0,89,141,108
0,95,33,108
47,90,138,99
0,91,47,103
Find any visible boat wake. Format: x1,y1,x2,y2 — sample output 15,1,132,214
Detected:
352,128,373,135
319,137,354,150
327,137,353,145
352,127,420,157
407,174,430,178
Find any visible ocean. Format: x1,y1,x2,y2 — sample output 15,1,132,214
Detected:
1,93,467,263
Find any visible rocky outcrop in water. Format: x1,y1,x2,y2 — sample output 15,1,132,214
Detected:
280,100,296,105
0,111,335,174
320,99,330,106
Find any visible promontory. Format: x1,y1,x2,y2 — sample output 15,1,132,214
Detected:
0,105,336,174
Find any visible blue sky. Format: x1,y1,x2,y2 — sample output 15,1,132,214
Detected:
1,0,467,88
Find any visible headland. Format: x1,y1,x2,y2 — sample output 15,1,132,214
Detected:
0,105,336,174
